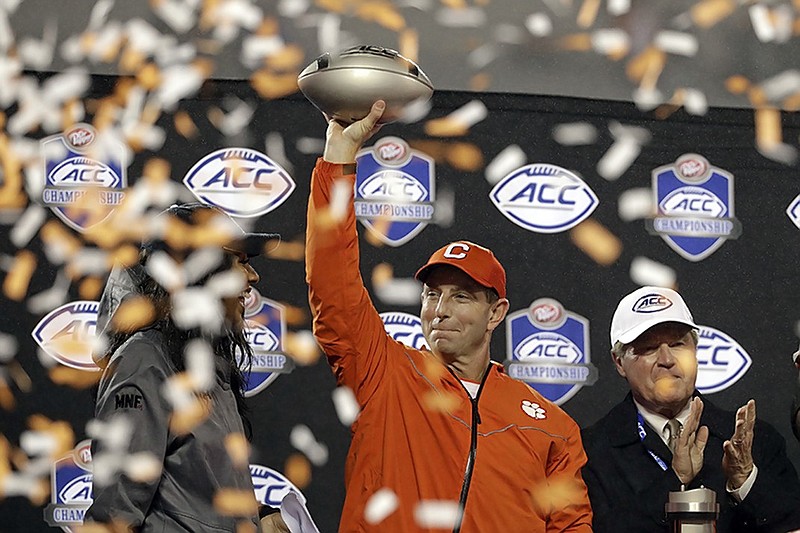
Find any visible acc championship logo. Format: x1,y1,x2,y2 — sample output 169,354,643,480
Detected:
41,123,126,232
183,148,295,217
44,440,93,531
355,137,435,247
505,298,597,405
380,312,428,350
647,154,741,261
489,163,598,234
695,325,751,394
32,301,100,371
251,464,307,508
242,288,294,396
787,193,800,230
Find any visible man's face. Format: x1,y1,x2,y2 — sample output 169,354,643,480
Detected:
613,322,698,417
222,249,260,330
420,265,506,359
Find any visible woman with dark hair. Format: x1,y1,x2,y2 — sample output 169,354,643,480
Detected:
84,203,290,532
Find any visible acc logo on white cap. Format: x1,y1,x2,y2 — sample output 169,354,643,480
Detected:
183,148,295,218
632,293,673,313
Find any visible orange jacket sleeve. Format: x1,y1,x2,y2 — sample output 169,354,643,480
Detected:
305,158,395,406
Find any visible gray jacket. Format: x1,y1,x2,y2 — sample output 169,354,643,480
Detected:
85,265,259,531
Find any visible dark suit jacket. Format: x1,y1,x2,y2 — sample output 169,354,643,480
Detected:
581,392,800,533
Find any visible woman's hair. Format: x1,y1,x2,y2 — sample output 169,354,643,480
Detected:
104,241,255,439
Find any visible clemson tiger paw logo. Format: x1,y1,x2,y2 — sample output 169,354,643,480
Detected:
521,400,546,420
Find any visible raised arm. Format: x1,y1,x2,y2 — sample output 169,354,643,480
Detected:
306,102,401,405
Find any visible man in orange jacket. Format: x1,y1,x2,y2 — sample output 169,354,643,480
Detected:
306,101,592,532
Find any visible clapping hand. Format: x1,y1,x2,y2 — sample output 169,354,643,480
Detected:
672,397,709,484
722,399,756,490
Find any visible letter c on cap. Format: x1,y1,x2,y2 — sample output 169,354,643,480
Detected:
443,243,470,259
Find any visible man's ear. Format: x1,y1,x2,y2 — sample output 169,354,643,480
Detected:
487,298,510,332
611,350,626,378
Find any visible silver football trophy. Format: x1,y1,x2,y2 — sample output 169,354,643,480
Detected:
297,45,433,124
665,486,719,533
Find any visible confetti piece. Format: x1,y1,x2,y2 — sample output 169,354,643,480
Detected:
577,0,601,28
591,29,630,56
748,4,775,43
206,269,247,299
296,137,325,154
425,100,488,137
0,332,18,363
525,13,553,37
570,219,622,266
3,250,36,301
124,451,163,483
290,424,328,466
27,270,71,315
618,187,654,221
485,145,526,184
467,43,498,70
654,31,698,56
224,433,251,469
250,70,298,100
284,452,312,489
422,390,460,413
374,277,423,306
690,0,736,29
607,0,630,16
213,488,259,517
284,330,321,365
146,251,186,292
630,256,677,288
171,288,224,332
169,396,212,435
48,366,103,388
184,339,216,391
552,122,598,146
435,7,486,27
760,70,800,102
9,204,46,248
364,487,399,525
754,107,783,149
597,136,641,181
332,386,361,426
414,500,460,529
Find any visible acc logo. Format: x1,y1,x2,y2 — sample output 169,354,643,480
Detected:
183,148,295,218
41,123,126,232
632,293,673,313
32,301,101,371
380,312,428,350
786,193,800,230
647,154,741,262
251,464,307,508
44,440,93,531
489,163,598,234
355,137,435,247
241,288,294,396
505,298,597,405
695,325,751,394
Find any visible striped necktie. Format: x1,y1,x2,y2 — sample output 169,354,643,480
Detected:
665,419,682,453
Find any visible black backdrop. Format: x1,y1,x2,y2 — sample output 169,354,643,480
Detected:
2,76,800,531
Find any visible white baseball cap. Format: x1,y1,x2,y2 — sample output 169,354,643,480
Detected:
610,286,697,346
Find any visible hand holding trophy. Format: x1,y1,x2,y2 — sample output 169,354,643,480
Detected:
297,45,434,124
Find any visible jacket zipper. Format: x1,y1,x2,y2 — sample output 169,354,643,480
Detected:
451,364,492,533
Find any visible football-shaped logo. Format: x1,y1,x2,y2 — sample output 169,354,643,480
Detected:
380,311,428,350
695,325,751,394
514,332,582,364
660,187,726,218
31,301,100,371
490,163,598,234
183,148,295,218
